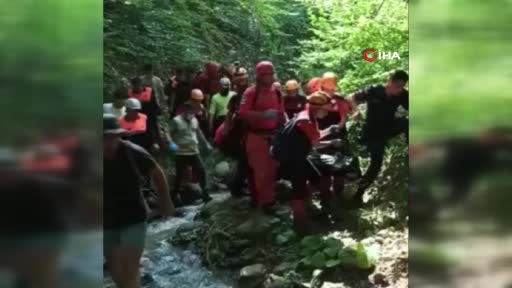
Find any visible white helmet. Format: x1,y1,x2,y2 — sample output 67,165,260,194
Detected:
220,77,231,87
126,98,142,110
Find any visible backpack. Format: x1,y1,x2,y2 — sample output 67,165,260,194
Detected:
270,117,307,162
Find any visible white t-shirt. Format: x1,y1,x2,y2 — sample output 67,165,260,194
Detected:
103,103,126,119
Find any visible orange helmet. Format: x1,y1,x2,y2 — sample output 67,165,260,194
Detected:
307,77,322,93
307,91,332,108
285,80,299,91
321,72,337,90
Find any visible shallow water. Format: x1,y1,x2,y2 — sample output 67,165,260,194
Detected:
105,196,234,288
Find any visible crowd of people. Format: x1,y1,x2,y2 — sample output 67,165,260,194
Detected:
103,61,408,288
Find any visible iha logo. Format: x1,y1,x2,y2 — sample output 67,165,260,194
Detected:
362,48,400,62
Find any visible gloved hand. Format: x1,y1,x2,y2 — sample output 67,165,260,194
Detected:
169,142,178,152
261,109,279,119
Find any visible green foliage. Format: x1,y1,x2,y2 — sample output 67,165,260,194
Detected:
299,236,378,270
0,0,102,141
298,0,408,92
104,0,310,98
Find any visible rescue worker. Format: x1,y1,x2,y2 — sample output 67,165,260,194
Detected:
273,81,282,92
224,67,250,198
306,77,322,95
128,77,162,152
169,102,213,206
209,77,236,136
349,70,409,207
140,63,167,116
176,89,211,140
104,114,174,288
317,72,355,207
119,98,157,153
283,79,307,119
104,86,128,119
167,68,194,117
238,61,286,212
197,62,221,109
272,91,343,234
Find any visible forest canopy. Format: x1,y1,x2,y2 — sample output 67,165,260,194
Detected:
104,0,408,98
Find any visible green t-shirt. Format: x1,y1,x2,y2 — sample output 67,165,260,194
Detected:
209,91,235,117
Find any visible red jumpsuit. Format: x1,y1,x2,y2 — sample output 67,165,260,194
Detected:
289,110,321,224
238,86,284,207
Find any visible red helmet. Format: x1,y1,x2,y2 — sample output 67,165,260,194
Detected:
255,61,274,77
307,77,322,93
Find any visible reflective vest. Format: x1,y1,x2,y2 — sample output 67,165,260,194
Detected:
119,113,147,133
128,87,152,103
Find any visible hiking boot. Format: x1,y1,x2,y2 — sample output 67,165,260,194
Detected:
202,194,213,204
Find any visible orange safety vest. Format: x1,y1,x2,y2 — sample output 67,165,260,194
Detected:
20,153,71,172
119,113,147,133
128,87,152,103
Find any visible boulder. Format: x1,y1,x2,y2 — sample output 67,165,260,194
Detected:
214,161,231,179
235,213,273,236
272,262,296,275
238,264,268,288
263,274,292,288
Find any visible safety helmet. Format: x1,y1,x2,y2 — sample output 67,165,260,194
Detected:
321,72,337,90
255,61,274,77
307,91,332,107
307,77,322,93
125,98,142,110
190,89,204,101
220,77,231,87
285,80,299,91
234,67,248,78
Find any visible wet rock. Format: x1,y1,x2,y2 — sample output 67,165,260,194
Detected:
181,183,202,204
238,264,268,288
141,272,154,286
240,247,262,263
235,213,273,236
263,274,292,288
370,272,389,287
272,262,295,275
214,161,231,178
202,198,226,216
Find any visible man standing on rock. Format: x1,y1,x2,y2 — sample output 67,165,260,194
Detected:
168,102,213,206
104,114,174,288
349,70,409,207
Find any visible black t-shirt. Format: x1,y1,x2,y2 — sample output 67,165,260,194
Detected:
354,84,408,137
104,140,156,229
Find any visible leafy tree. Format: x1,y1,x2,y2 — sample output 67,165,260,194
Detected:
298,0,408,92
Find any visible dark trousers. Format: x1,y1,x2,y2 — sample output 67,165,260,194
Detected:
172,154,209,202
229,151,248,197
212,115,226,137
357,118,408,197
